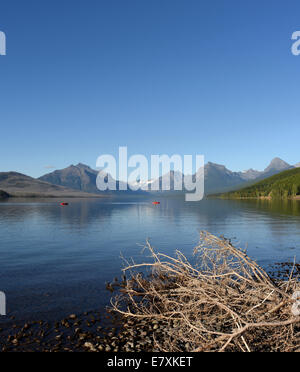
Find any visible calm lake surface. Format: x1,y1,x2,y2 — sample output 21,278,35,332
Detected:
0,196,300,323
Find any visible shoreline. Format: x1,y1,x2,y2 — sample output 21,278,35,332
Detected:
0,311,165,352
0,193,107,199
0,260,299,352
214,195,300,201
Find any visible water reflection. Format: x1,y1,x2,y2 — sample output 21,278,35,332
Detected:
0,196,299,322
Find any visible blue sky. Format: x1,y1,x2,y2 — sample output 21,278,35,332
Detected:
0,0,300,178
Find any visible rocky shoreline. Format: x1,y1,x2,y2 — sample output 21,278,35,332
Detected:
0,259,299,353
0,311,169,352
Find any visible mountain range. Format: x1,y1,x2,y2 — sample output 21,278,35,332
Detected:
0,172,104,198
203,157,293,194
127,157,295,195
36,157,297,196
39,163,101,194
0,157,297,198
39,163,136,194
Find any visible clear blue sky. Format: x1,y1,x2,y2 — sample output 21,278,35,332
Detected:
0,0,300,178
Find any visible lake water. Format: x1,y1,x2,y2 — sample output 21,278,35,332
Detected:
0,196,300,323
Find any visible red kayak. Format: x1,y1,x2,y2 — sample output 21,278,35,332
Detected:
60,203,69,206
152,201,161,205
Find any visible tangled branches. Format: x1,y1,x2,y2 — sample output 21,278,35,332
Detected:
111,232,300,352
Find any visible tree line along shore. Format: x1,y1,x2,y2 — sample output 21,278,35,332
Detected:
218,167,300,200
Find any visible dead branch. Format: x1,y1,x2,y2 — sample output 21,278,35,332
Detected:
111,232,300,352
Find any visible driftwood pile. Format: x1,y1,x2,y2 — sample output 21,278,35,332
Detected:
112,232,300,352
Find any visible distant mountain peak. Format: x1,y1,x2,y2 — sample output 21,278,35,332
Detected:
271,157,287,163
76,163,91,169
206,161,225,167
39,163,138,194
205,162,229,171
264,158,291,173
239,168,261,181
0,171,99,198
